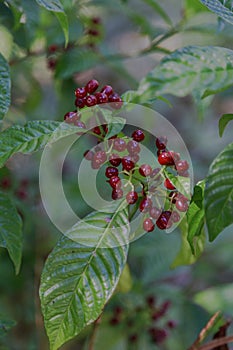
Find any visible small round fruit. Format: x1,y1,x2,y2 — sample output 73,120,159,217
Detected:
95,92,108,104
132,129,145,142
149,207,161,219
156,211,172,230
75,87,87,98
108,93,123,109
86,79,99,93
139,197,152,212
122,156,135,172
127,140,140,154
93,126,102,135
126,191,138,204
105,166,119,178
164,178,176,190
143,218,155,232
176,160,189,173
84,150,94,160
109,154,121,167
75,98,86,108
156,136,168,150
112,188,123,200
109,176,121,189
139,164,152,177
85,94,97,107
175,198,188,212
92,151,107,168
113,138,127,152
64,111,79,122
101,85,113,96
170,211,180,223
158,152,174,166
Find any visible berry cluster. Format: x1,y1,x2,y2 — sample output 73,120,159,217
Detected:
85,16,103,48
0,172,30,201
109,295,176,345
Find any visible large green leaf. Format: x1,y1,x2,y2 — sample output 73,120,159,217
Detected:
199,0,233,26
219,113,233,137
35,0,64,12
0,121,82,168
185,0,209,17
0,191,23,274
40,208,129,350
0,53,11,119
205,142,233,241
187,180,205,255
139,46,233,103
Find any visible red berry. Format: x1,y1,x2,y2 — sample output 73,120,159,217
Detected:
131,153,140,163
149,207,161,219
47,58,57,70
84,150,94,160
86,79,99,93
92,17,101,24
91,151,107,169
126,191,138,204
167,320,177,329
176,160,189,173
146,295,156,307
139,164,152,177
0,177,11,189
156,211,172,230
175,198,188,212
109,93,123,109
48,44,58,53
132,129,145,142
64,111,79,122
85,94,97,107
93,126,102,135
109,154,121,167
139,197,152,212
127,140,140,154
101,85,113,96
169,151,180,162
75,87,87,98
164,178,176,190
112,188,123,200
95,92,108,104
109,176,121,189
122,156,135,172
113,138,127,152
75,98,86,108
156,136,168,150
143,218,155,232
170,210,180,223
87,29,99,36
158,152,174,166
110,317,120,326
105,166,119,178
149,328,167,344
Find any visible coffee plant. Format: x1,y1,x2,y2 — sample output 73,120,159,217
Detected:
0,0,233,349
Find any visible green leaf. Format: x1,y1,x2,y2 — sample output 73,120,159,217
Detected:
0,121,83,168
115,263,132,293
219,113,233,137
185,0,209,17
102,112,126,139
55,12,69,47
0,317,16,338
199,0,233,26
139,46,233,104
40,208,129,350
0,191,23,274
0,53,11,119
171,217,205,268
142,0,173,26
55,48,99,79
205,142,233,242
187,180,205,255
34,0,64,12
164,170,191,198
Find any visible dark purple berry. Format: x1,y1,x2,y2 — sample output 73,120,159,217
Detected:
143,218,155,232
91,151,107,169
132,129,145,142
84,150,94,160
127,140,140,154
146,295,156,307
156,136,168,150
105,166,119,178
176,160,189,173
112,188,123,200
113,138,127,152
139,197,152,212
75,97,86,108
86,79,99,93
109,154,121,167
126,191,138,204
75,87,87,98
108,93,123,109
109,176,121,189
167,320,177,329
101,85,113,96
158,152,174,166
122,156,135,172
149,207,161,219
95,92,108,104
171,210,180,223
85,94,97,107
175,198,188,212
139,164,152,177
156,211,172,230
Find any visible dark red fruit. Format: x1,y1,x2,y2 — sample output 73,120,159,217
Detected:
75,97,86,108
126,191,138,204
176,160,189,173
149,207,161,219
156,136,168,150
86,79,99,93
175,198,188,212
84,150,94,160
47,58,57,70
64,111,79,122
156,211,172,230
105,166,119,178
164,178,176,190
113,138,127,152
93,126,102,135
139,197,152,212
75,87,87,98
85,94,97,107
146,295,156,307
149,328,167,344
109,176,121,189
170,210,180,223
48,44,58,53
110,317,120,326
122,156,135,172
109,154,121,167
127,140,140,154
112,188,123,200
108,93,123,109
132,129,145,142
178,170,189,177
131,153,140,163
91,17,101,24
143,218,155,232
95,92,108,104
87,29,99,36
169,151,180,162
101,85,113,96
139,164,152,177
91,151,107,169
167,320,177,329
0,177,11,189
158,152,174,166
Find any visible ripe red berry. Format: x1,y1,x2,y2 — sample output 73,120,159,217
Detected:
75,87,87,98
149,207,161,219
146,295,156,307
109,154,121,167
126,191,138,204
93,126,102,135
164,178,176,190
84,150,94,160
158,152,174,166
156,211,172,230
143,218,155,232
95,92,108,104
101,85,113,96
108,93,123,109
149,328,167,344
64,111,79,122
48,44,58,53
75,97,86,108
122,156,135,172
169,151,180,162
175,198,189,212
75,120,86,130
127,140,140,154
109,176,121,189
167,320,177,329
132,129,145,142
105,166,119,178
131,153,140,163
156,136,168,150
139,164,152,177
112,188,123,200
176,160,189,173
113,138,127,152
86,79,99,93
139,197,152,212
170,210,180,223
91,151,107,169
85,94,97,107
